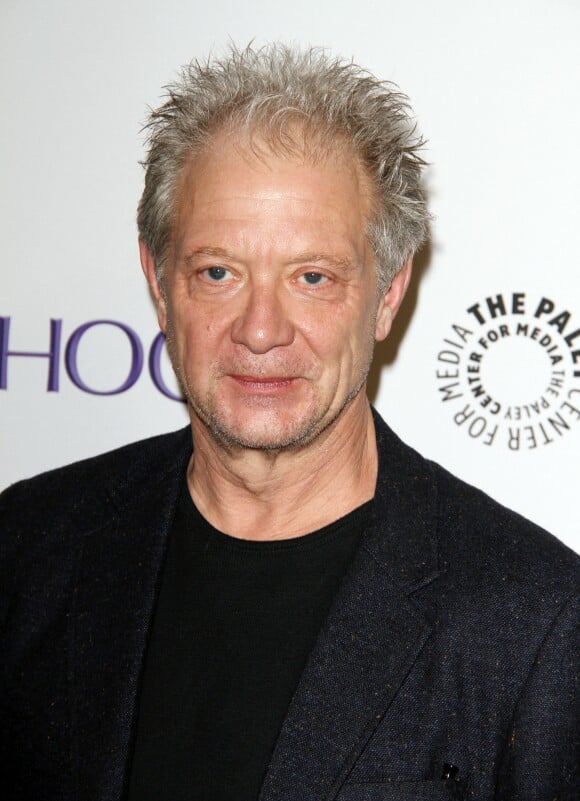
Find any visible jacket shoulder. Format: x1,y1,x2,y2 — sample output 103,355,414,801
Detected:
372,408,579,596
0,426,191,545
430,459,580,593
0,428,191,633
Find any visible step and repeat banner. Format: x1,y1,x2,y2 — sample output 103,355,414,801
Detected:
1,0,579,552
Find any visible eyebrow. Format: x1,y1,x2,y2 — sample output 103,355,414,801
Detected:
289,252,356,271
184,247,236,263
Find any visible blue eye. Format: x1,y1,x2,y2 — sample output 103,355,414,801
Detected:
205,266,230,281
300,272,327,285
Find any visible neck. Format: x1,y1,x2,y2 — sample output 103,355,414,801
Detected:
186,393,378,540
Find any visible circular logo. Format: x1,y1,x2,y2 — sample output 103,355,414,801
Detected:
435,292,580,450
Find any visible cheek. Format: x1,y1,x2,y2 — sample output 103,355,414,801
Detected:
300,315,359,363
173,308,233,367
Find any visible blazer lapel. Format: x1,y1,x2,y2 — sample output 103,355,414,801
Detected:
69,430,191,800
260,413,440,801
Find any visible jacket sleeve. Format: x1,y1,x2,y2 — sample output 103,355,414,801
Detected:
495,591,579,801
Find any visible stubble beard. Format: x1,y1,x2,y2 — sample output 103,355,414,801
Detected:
190,375,369,453
164,321,376,454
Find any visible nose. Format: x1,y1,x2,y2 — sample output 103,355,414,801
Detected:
230,282,294,354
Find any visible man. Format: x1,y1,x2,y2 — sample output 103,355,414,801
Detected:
0,44,578,801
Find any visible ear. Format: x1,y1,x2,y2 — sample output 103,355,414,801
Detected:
139,238,168,333
375,253,413,342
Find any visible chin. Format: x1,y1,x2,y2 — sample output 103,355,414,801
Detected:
195,403,331,452
216,418,321,451
188,381,366,452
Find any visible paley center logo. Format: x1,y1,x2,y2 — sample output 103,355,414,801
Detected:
435,293,580,450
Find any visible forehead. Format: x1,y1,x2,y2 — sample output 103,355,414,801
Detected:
170,132,376,257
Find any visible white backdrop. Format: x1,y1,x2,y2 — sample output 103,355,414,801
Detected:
1,0,579,552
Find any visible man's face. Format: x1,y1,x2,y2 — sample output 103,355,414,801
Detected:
145,135,394,451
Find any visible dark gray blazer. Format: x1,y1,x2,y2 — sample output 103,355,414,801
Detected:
1,412,578,800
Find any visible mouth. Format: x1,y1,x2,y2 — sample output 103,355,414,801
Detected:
228,374,299,392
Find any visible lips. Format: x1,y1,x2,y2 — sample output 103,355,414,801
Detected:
228,374,298,391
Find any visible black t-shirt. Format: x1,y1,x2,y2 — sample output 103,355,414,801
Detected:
128,481,372,801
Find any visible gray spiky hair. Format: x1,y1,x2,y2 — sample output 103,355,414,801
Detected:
138,43,429,290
